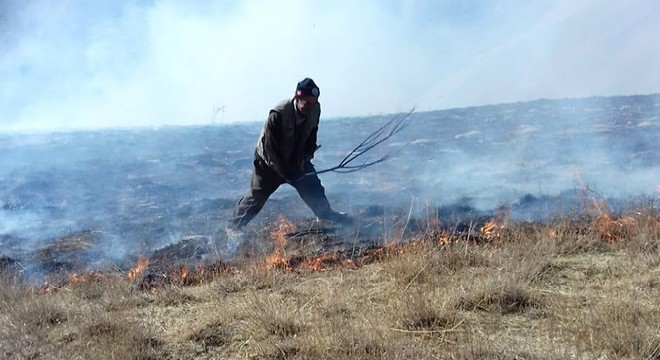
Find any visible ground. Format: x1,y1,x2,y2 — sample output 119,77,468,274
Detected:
1,211,659,360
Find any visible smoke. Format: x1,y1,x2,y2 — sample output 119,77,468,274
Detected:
314,95,660,220
1,1,660,279
1,95,659,281
1,0,659,131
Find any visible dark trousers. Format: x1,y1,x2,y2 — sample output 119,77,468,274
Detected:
230,157,334,228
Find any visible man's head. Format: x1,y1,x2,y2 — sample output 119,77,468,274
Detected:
294,78,319,115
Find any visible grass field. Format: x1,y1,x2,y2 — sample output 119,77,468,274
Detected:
1,207,659,359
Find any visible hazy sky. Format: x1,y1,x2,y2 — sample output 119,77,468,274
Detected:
1,0,659,131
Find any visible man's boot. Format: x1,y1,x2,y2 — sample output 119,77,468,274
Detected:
320,210,354,226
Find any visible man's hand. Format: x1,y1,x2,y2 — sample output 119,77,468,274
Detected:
287,172,306,185
302,145,320,167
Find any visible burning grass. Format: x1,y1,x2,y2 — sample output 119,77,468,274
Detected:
1,208,660,359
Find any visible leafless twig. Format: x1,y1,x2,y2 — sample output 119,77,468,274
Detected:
309,108,414,176
210,103,226,126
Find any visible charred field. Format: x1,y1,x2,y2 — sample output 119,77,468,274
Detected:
1,94,660,359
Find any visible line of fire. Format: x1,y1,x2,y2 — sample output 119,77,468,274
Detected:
7,190,656,296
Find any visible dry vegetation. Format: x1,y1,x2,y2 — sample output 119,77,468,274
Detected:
1,207,660,360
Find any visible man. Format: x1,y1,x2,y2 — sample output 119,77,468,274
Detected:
227,78,350,231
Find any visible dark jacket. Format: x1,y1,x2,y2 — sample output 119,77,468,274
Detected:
255,98,320,179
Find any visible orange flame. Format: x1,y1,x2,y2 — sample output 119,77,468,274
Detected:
422,205,448,245
594,212,615,243
584,198,633,243
266,216,297,269
302,251,355,271
34,271,103,295
436,231,449,246
180,266,189,283
127,256,149,280
304,254,332,271
575,183,625,243
480,219,498,239
594,212,637,243
579,188,646,243
68,273,86,284
481,206,510,240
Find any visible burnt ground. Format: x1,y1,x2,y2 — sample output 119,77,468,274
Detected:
1,173,611,287
1,94,660,284
0,209,502,289
0,189,653,291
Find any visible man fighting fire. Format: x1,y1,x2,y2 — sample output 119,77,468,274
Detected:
227,78,351,233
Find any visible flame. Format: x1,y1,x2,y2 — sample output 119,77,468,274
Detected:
34,271,104,295
594,212,637,243
304,253,333,271
594,212,615,243
580,191,655,243
420,210,449,245
302,251,356,271
584,198,637,243
574,184,635,243
480,218,508,240
180,266,189,283
436,231,449,246
127,256,149,280
575,173,610,217
481,206,510,240
68,273,87,284
481,219,498,239
265,216,297,269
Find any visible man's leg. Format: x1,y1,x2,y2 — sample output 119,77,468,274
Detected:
292,163,346,222
230,158,283,229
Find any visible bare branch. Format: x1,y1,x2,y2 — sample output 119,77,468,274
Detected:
307,108,414,176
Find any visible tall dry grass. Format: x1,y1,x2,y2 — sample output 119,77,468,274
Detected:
1,209,659,359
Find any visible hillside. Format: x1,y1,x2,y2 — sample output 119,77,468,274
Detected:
1,93,659,276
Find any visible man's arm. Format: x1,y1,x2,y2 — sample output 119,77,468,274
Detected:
263,111,292,179
302,123,319,166
301,105,320,167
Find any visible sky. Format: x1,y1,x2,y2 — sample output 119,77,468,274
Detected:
1,0,659,131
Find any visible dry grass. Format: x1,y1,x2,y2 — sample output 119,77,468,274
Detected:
1,210,660,359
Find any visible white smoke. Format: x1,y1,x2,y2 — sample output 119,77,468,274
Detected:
1,0,659,131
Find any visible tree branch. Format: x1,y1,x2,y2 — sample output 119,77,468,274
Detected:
308,108,414,176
